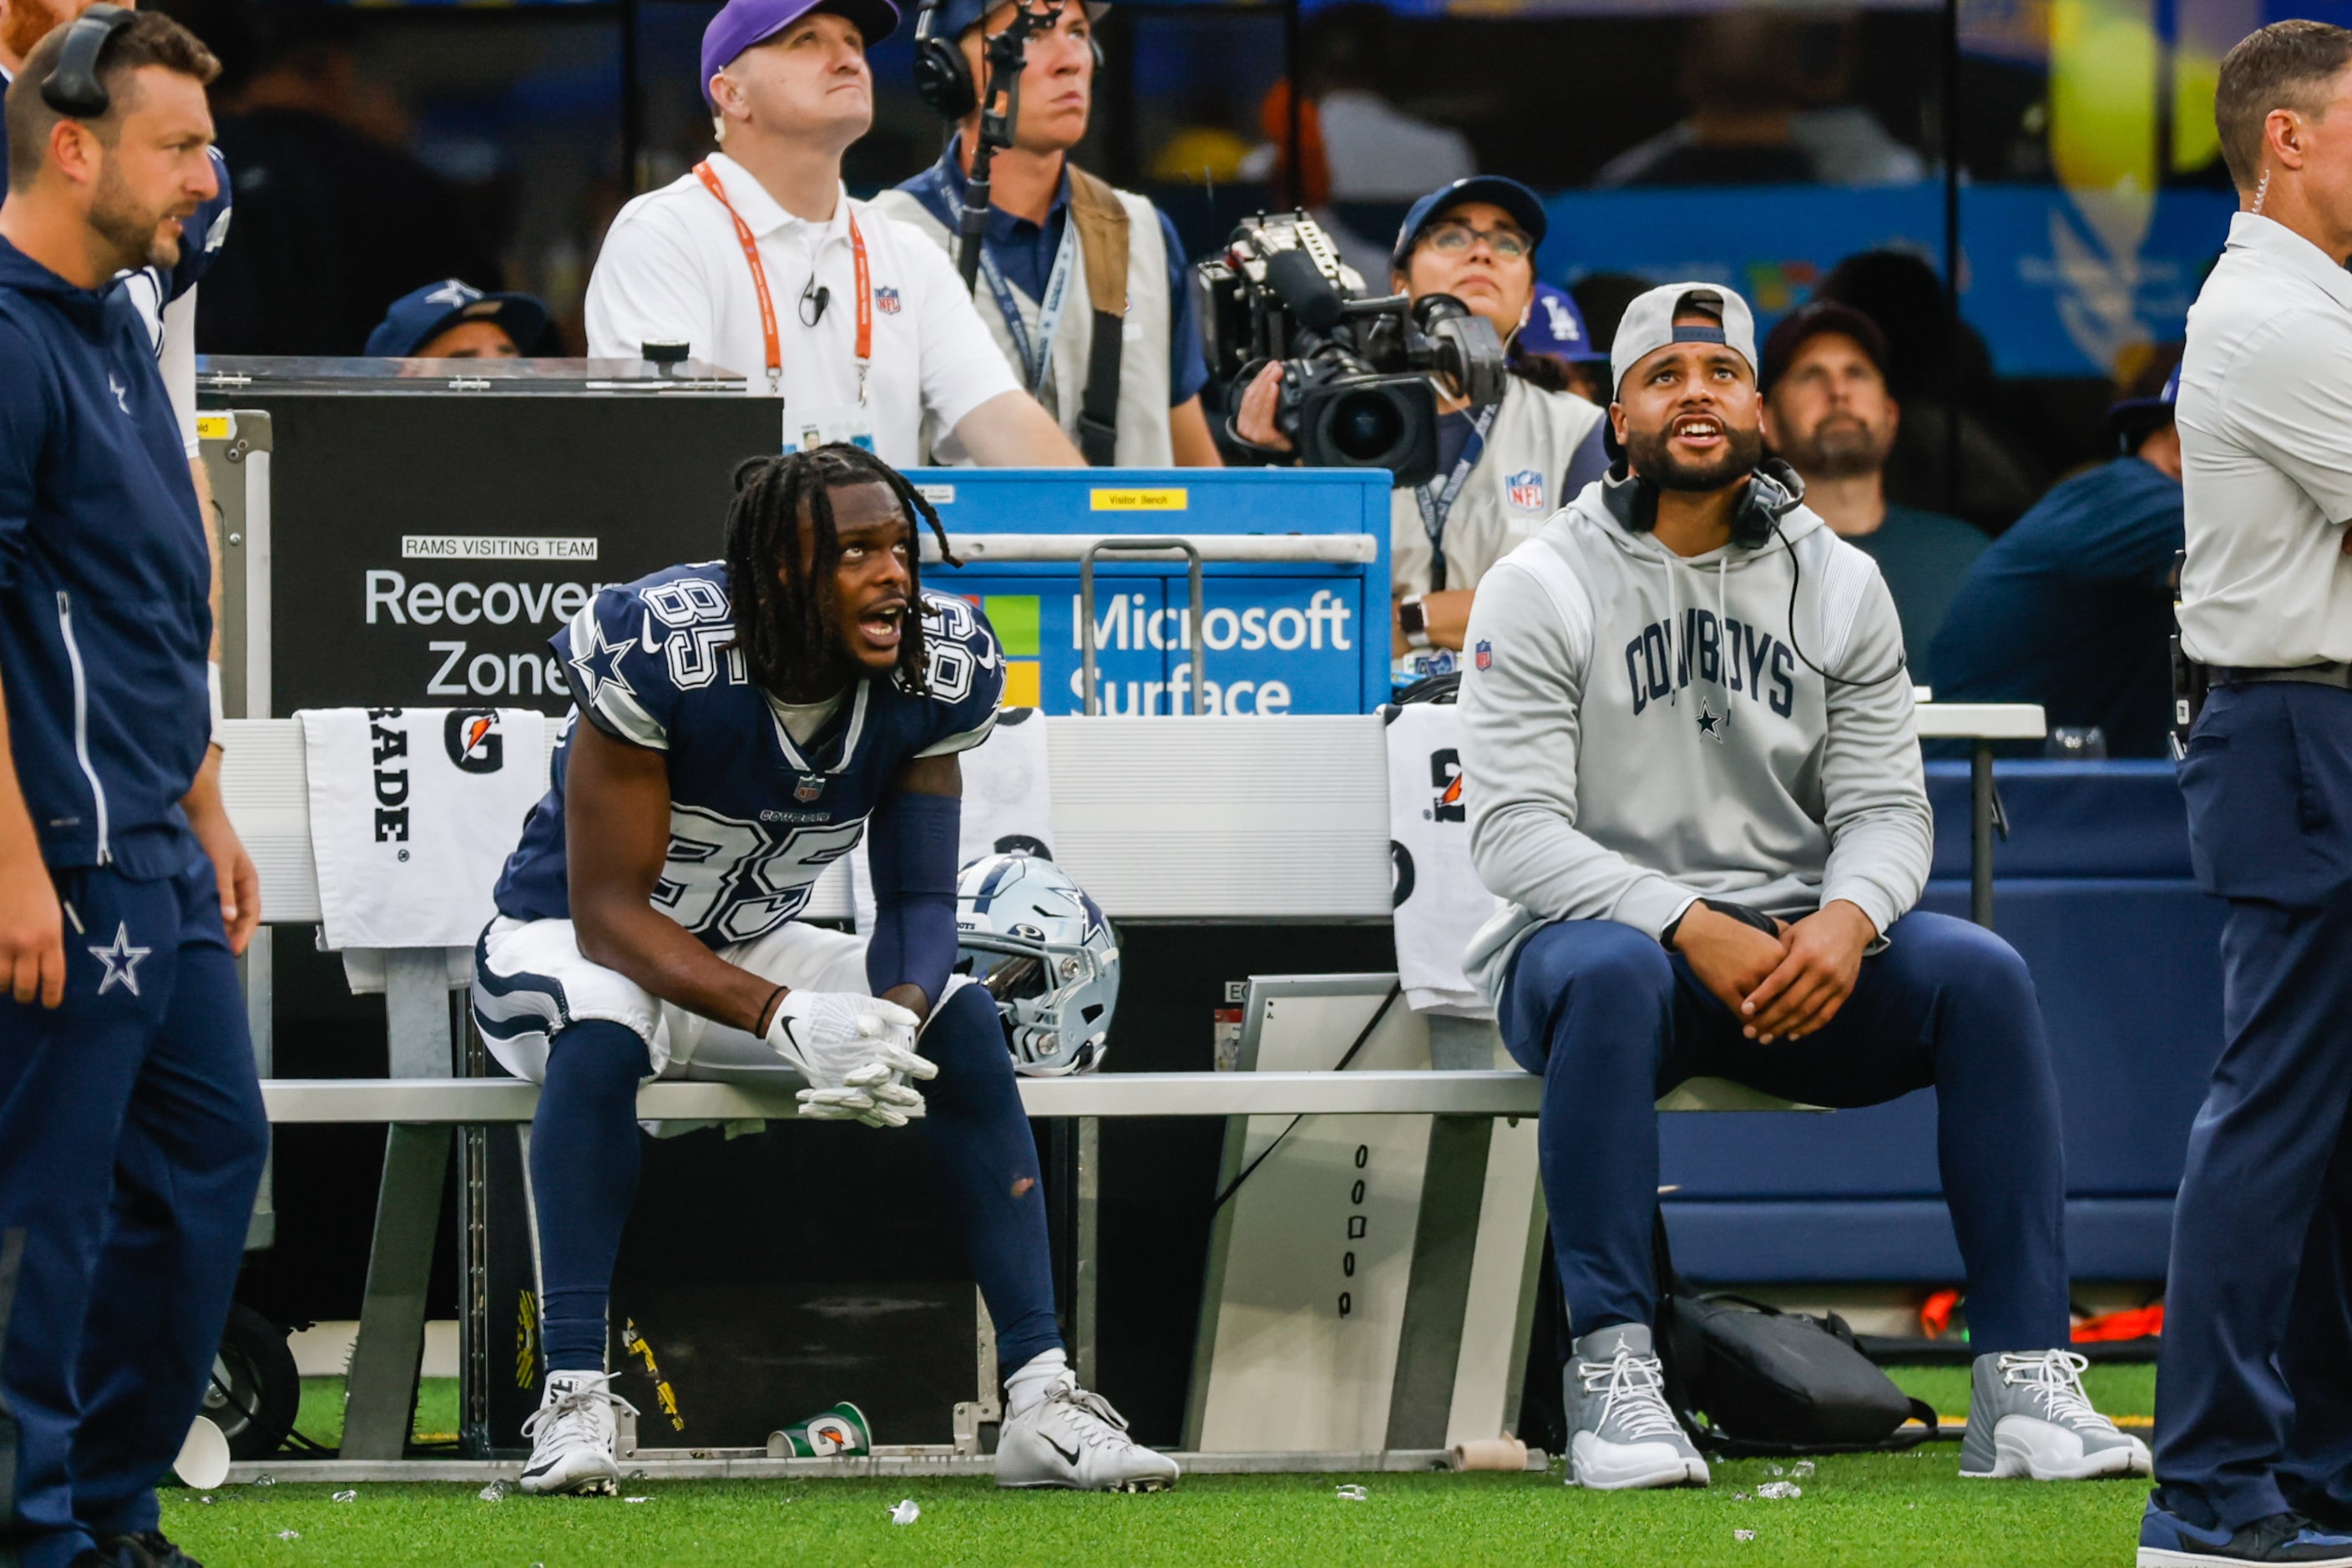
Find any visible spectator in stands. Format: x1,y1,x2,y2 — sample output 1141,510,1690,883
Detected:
1232,177,1610,671
365,278,551,358
1269,3,1474,202
1594,12,1924,189
1929,348,2184,757
1512,282,1611,405
192,4,507,355
1760,300,1985,685
1814,250,2046,530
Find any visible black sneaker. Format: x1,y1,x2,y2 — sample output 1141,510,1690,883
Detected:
97,1532,205,1568
2140,1501,2352,1565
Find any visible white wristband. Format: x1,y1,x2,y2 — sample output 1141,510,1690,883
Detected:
208,661,226,751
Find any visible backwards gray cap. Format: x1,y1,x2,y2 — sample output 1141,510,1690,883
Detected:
1608,281,1759,397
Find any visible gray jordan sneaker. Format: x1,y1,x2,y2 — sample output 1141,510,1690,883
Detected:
1564,1324,1710,1490
1960,1348,2152,1480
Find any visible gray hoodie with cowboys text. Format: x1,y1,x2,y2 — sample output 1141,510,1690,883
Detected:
1456,464,1933,1010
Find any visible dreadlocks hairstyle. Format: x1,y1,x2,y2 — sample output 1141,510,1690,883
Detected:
722,443,959,699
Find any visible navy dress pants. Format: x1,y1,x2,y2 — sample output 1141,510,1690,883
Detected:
2157,682,2352,1532
0,854,269,1568
1498,909,2071,1354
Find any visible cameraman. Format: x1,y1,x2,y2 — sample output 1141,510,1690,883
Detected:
1234,176,1608,661
875,0,1220,465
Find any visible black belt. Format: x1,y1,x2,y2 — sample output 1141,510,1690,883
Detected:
2211,662,2352,690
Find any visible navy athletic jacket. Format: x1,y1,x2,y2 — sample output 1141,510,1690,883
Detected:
0,237,212,876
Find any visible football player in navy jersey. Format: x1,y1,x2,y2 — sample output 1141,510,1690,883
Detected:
473,444,1178,1497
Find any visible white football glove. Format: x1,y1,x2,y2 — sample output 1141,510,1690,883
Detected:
762,990,938,1128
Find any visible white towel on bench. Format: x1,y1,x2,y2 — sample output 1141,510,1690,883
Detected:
1386,702,1500,1018
298,706,548,960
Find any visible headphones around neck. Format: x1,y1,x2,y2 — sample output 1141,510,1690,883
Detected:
910,0,1101,122
41,3,139,118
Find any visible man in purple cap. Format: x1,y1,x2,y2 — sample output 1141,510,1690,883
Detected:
583,0,1080,467
1235,175,1610,682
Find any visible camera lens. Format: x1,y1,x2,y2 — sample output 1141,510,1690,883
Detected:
1328,389,1404,463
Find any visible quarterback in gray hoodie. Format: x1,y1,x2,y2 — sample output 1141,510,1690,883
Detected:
1458,283,2147,1494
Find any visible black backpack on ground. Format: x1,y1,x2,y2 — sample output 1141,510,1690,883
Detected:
1651,1213,1940,1456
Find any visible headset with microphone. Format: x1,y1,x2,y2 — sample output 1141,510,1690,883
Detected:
911,0,1101,122
41,3,139,118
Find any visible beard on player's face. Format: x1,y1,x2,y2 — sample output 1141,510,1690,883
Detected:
1625,416,1766,493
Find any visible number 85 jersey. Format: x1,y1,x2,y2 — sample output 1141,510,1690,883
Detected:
491,562,1004,948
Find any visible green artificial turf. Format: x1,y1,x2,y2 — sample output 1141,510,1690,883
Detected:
292,1378,463,1449
185,1364,2160,1566
159,1457,2157,1568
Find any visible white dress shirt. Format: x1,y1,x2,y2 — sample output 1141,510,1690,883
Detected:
2178,211,2352,668
584,152,1019,468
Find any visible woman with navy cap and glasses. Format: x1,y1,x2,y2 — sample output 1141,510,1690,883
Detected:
1235,175,1611,680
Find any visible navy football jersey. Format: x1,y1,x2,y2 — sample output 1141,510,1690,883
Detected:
493,561,1004,947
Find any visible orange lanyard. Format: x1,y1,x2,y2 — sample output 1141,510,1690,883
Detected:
694,159,872,403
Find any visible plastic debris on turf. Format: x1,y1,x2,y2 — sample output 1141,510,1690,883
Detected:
276,1530,300,1540
251,1474,274,1487
1735,1530,1757,1541
1791,1460,1815,1477
1757,1481,1802,1500
889,1498,921,1525
625,1496,652,1504
478,1480,513,1503
1335,1485,1368,1501
332,1490,357,1502
196,1497,216,1506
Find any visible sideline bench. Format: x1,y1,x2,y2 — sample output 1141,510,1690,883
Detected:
220,705,2040,1469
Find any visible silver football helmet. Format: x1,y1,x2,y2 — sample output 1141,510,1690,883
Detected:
953,852,1119,1076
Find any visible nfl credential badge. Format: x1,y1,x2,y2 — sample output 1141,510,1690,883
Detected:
1505,469,1546,512
795,775,824,803
1474,640,1493,671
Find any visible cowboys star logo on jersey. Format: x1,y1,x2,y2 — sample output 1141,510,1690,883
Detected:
491,563,1004,949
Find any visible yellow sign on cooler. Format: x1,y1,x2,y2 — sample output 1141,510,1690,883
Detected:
1090,488,1188,512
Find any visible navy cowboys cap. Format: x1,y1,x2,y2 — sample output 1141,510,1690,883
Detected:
1390,176,1548,271
365,280,550,357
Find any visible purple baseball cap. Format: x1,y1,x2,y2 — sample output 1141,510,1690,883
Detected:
702,0,903,106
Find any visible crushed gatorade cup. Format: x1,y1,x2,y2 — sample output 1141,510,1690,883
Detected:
777,1402,872,1459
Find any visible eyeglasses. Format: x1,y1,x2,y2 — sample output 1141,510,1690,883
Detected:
1422,220,1533,261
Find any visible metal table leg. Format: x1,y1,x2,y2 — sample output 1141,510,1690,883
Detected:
1075,1116,1100,1388
341,1123,452,1459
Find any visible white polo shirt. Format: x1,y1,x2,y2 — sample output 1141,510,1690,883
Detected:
584,152,1019,468
2177,211,2352,668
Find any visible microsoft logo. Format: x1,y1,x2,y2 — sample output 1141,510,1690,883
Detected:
974,594,1040,708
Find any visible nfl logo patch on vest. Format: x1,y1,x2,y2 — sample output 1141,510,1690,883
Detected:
1505,470,1546,512
1475,640,1493,670
874,286,902,315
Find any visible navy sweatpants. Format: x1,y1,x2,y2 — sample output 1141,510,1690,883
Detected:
0,855,269,1568
2157,682,2352,1532
1498,909,2071,1353
529,982,1064,1378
